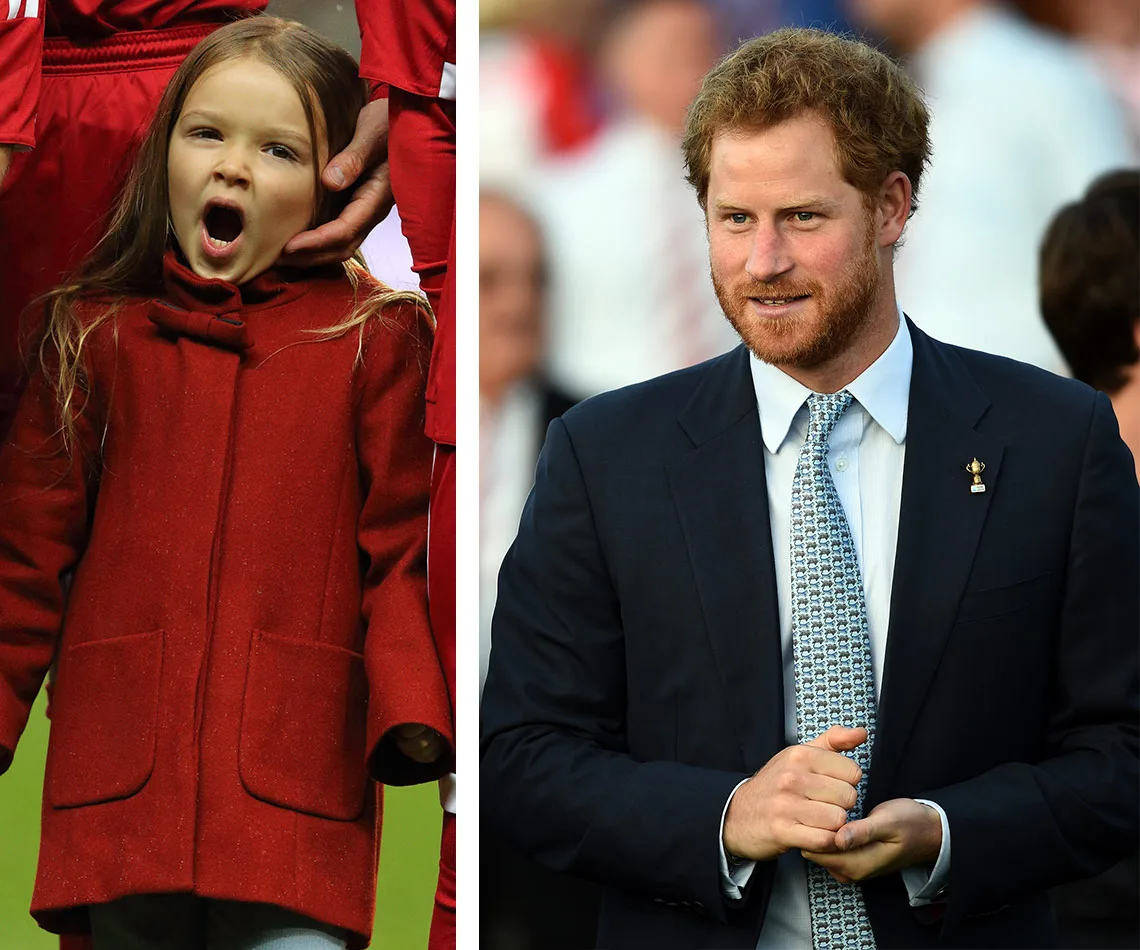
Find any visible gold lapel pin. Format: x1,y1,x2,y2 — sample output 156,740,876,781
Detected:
966,457,986,494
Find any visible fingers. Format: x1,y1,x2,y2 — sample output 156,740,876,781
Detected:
802,839,894,883
323,99,390,192
784,742,863,787
779,822,846,855
802,843,857,880
772,764,858,809
280,166,394,267
806,724,869,754
279,218,358,268
836,815,877,851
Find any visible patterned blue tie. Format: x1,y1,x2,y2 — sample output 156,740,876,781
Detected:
790,391,876,949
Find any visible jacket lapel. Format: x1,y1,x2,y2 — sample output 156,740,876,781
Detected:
666,347,786,770
869,322,1004,799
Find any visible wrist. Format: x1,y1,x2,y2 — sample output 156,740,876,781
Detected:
916,802,943,862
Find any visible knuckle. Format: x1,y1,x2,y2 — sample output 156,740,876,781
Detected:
808,829,835,852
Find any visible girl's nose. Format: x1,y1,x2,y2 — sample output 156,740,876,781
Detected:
212,151,251,186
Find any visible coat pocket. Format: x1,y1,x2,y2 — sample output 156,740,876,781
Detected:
45,629,164,809
954,572,1054,625
239,629,369,821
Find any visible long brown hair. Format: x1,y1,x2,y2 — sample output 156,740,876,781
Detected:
40,16,426,453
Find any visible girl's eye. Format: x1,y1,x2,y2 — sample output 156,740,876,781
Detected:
267,145,298,162
191,128,222,141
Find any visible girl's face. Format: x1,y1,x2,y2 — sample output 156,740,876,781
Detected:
167,56,328,285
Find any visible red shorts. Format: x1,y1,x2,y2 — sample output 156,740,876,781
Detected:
387,87,455,447
0,24,217,437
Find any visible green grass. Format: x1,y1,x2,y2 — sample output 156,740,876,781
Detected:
0,690,441,948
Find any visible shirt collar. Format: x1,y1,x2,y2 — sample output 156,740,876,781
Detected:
749,308,913,453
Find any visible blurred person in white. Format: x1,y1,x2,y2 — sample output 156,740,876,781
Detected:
1011,0,1140,143
479,189,598,950
532,0,741,400
479,190,578,691
846,0,1137,374
480,0,607,186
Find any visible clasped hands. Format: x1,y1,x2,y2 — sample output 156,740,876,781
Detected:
723,725,942,883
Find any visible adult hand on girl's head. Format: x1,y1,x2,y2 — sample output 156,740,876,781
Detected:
280,99,394,268
392,723,446,763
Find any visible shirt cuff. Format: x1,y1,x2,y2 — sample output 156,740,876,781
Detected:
719,778,757,900
439,771,456,813
901,798,950,905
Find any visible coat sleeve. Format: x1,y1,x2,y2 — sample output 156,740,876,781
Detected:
0,346,101,774
929,391,1140,930
481,416,753,920
0,3,43,150
355,303,452,786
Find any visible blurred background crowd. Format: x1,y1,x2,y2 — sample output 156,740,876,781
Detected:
478,0,1140,947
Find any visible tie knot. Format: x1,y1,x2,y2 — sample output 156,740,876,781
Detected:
805,391,853,445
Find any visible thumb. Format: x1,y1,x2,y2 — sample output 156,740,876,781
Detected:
807,725,869,753
324,100,388,190
836,815,878,851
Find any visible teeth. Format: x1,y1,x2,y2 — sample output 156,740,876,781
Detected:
206,235,233,249
758,298,798,305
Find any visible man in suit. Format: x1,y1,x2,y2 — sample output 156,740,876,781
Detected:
480,27,1140,950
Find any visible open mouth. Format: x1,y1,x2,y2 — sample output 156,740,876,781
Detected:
203,203,244,249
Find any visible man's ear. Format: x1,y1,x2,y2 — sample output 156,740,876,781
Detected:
877,171,912,248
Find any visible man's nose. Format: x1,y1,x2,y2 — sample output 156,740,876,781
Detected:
746,222,793,283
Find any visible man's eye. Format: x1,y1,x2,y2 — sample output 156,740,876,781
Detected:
729,213,748,224
267,144,298,161
794,211,816,222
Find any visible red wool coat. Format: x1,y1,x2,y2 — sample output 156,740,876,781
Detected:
0,252,452,947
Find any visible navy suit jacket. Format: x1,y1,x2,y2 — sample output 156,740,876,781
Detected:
481,323,1140,949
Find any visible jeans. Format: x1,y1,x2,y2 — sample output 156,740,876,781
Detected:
88,894,348,950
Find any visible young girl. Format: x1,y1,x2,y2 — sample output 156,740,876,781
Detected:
0,17,451,950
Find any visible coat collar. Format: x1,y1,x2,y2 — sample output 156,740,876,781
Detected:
160,249,316,314
148,250,328,353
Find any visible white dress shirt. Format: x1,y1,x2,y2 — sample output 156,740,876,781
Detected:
718,314,950,947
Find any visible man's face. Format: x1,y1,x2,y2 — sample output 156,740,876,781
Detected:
707,112,885,375
479,196,546,398
167,56,325,285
